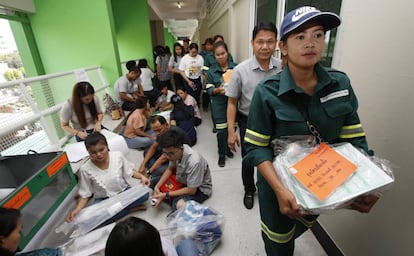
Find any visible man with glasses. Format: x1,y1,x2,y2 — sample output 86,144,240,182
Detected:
137,115,190,188
151,128,212,210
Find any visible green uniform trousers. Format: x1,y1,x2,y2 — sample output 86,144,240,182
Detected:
257,171,318,255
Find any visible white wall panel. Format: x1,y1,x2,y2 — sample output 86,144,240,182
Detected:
321,0,414,255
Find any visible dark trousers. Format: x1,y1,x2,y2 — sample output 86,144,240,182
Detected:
173,73,185,90
184,77,202,107
121,101,135,111
238,112,256,193
202,90,210,110
144,88,160,107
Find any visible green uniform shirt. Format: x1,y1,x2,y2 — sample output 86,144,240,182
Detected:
206,62,238,122
244,63,370,166
203,52,234,68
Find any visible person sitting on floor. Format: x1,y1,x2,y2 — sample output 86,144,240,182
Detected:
114,62,144,111
154,84,174,112
0,207,61,256
138,115,191,189
123,96,155,150
170,94,197,146
151,129,212,211
66,132,150,224
176,87,202,126
105,216,178,256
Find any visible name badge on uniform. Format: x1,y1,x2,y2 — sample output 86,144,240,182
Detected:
320,89,349,103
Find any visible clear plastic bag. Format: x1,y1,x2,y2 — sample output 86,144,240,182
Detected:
272,138,395,214
55,185,151,238
160,200,225,256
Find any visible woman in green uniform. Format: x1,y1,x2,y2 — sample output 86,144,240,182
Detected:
244,6,379,255
206,41,237,167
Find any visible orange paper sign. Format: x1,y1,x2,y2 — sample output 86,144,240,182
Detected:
47,153,68,177
290,143,357,201
3,186,32,209
222,69,233,84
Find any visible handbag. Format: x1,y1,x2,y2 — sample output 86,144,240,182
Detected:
110,104,124,120
159,174,183,193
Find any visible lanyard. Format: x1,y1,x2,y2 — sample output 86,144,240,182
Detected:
294,94,323,144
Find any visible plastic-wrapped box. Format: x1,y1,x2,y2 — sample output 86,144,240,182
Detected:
56,185,151,238
273,141,394,214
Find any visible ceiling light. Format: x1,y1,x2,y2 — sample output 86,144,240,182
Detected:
177,1,182,8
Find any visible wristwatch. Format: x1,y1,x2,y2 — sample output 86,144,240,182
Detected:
165,192,169,200
146,169,152,176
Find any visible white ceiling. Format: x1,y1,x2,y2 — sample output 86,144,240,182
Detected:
147,0,206,39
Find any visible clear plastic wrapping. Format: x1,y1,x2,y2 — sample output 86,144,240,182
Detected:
160,200,225,256
55,185,151,238
272,138,395,214
59,223,115,256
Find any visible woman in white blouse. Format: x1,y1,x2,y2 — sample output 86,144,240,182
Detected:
66,132,149,223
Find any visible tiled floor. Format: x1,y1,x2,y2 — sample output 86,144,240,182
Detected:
127,109,327,256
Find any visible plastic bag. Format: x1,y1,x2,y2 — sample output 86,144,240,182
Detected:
55,185,151,238
59,223,115,256
272,138,395,214
160,200,225,256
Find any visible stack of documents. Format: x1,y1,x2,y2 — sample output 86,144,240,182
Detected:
274,142,394,213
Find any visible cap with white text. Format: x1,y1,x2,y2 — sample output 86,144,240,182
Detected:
280,6,341,40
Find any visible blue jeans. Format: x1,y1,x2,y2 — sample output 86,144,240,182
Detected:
176,239,198,256
124,130,155,149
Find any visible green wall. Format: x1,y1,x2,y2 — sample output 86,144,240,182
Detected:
111,0,153,69
9,18,44,77
28,0,120,86
163,28,176,52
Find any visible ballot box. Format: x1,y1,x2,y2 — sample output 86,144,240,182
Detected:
0,151,77,249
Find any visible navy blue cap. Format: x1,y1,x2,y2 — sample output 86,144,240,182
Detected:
280,6,341,40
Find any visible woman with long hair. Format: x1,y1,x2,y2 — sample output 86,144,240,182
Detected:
0,207,61,256
170,94,196,146
168,43,185,89
60,81,103,141
154,46,172,91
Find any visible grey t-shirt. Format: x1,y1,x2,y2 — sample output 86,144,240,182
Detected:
114,75,140,104
171,144,212,196
225,56,281,116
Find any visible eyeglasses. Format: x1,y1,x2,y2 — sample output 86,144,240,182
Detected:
162,148,181,157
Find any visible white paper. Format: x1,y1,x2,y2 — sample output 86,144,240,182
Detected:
64,129,129,162
74,69,89,82
154,110,171,121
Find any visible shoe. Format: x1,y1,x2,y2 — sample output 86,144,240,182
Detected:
243,192,254,209
226,151,234,158
218,156,225,167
